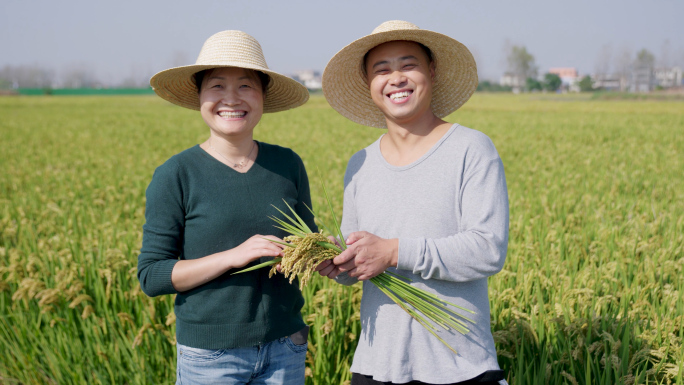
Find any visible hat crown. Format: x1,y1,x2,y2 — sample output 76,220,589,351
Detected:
195,30,269,70
371,20,420,34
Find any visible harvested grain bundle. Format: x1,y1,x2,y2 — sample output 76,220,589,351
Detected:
272,233,337,288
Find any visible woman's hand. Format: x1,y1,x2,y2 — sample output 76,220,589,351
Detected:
171,235,285,292
229,235,285,269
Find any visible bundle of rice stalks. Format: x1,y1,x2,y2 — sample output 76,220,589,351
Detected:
231,209,339,289
234,185,476,354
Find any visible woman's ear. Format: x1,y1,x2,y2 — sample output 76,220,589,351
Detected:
430,61,436,84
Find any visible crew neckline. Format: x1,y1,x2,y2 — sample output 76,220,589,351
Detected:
374,124,460,171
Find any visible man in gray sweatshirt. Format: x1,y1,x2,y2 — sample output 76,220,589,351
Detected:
319,21,509,385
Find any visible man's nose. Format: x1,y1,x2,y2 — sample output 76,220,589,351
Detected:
388,71,407,86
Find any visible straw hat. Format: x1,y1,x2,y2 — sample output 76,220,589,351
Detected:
150,30,309,112
322,20,478,128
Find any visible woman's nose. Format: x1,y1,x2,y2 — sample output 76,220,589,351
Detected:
220,88,241,105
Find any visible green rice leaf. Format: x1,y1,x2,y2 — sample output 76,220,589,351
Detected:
231,258,282,275
270,218,306,237
271,204,311,234
317,169,346,250
283,199,313,234
263,238,295,248
316,241,343,254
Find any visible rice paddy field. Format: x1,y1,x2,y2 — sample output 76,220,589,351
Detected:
0,93,682,384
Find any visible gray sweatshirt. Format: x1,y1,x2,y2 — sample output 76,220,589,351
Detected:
338,124,509,383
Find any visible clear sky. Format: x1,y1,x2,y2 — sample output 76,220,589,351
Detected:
1,0,682,86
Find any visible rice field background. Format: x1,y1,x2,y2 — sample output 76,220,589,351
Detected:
0,93,682,384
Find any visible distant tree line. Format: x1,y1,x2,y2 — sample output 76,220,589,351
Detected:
4,42,680,93
0,65,54,89
0,64,151,90
500,42,680,93
477,81,512,92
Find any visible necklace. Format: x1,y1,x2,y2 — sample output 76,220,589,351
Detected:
209,140,256,169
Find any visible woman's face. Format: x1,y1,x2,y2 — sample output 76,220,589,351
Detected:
199,67,264,139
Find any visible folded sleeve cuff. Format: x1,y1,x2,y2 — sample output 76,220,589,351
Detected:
397,237,422,272
139,258,180,297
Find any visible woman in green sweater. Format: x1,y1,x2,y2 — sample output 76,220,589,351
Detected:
138,30,315,384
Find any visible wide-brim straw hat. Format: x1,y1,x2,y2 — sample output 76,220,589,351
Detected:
150,30,308,112
322,20,478,128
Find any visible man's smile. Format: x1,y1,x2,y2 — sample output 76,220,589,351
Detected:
387,90,413,103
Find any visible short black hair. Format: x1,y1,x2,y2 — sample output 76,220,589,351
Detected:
362,41,434,77
194,69,270,95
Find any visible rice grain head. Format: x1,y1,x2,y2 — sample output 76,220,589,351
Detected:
271,233,337,289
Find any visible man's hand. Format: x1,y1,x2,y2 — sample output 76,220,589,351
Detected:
330,231,398,280
315,259,339,278
315,235,344,278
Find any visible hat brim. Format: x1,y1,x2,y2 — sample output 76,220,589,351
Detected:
150,63,309,113
322,29,478,128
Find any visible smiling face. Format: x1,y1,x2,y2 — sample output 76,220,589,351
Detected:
198,67,264,139
365,41,436,127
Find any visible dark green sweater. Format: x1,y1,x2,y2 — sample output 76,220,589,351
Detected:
137,142,316,349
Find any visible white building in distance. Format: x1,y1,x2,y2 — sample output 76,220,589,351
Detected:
292,70,322,90
499,73,525,93
654,67,682,88
549,67,580,92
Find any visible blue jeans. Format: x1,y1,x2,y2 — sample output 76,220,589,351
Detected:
176,337,307,385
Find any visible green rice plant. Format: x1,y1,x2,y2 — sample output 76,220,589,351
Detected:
0,94,682,384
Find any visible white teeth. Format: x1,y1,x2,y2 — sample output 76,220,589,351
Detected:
218,111,246,118
389,91,411,100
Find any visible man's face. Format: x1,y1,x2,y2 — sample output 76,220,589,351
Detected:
365,41,435,126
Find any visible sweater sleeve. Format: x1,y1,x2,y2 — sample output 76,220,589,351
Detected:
137,160,184,297
292,152,318,233
396,156,509,282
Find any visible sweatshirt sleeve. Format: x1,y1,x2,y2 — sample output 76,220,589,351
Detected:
335,154,362,286
396,156,509,282
137,160,184,297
